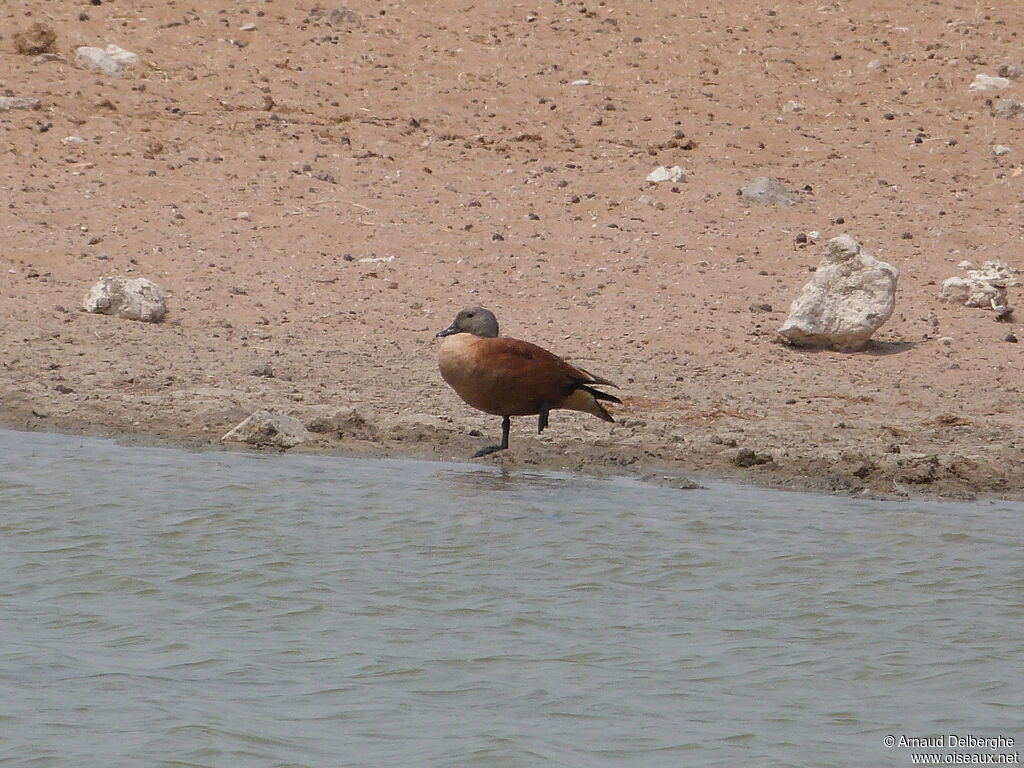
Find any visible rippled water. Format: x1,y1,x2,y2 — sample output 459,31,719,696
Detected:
0,430,1021,767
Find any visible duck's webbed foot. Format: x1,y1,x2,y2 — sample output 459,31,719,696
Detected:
471,416,511,458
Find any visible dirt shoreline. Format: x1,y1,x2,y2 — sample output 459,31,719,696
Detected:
2,0,1022,501
1,388,1017,501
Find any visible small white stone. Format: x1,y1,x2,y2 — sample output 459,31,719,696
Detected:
993,145,1011,156
222,410,310,449
741,177,800,207
781,100,805,113
0,96,41,111
645,165,686,183
75,45,139,77
62,136,86,145
239,22,257,31
83,276,168,322
969,73,1012,91
236,211,252,220
570,79,590,86
939,260,1018,311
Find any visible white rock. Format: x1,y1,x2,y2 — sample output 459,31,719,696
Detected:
741,177,800,206
62,136,86,145
239,23,257,31
969,73,1013,91
778,234,899,352
106,44,139,67
75,45,139,77
645,165,686,183
83,276,169,322
0,96,41,111
222,410,310,449
939,261,1018,311
781,100,805,113
939,277,1004,309
570,79,591,86
993,145,1012,156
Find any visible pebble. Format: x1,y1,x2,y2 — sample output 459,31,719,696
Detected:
75,44,139,77
239,23,257,31
637,194,665,210
969,73,1013,91
741,177,800,206
993,98,1024,120
0,96,41,111
781,100,805,113
645,165,686,183
993,145,1011,156
734,448,773,468
1005,333,1019,343
997,63,1024,80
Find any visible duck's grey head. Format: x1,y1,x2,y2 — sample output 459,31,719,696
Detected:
436,307,499,339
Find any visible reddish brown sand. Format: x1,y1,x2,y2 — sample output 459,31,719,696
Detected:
2,1,1022,498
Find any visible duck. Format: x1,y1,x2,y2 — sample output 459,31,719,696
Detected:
435,306,621,457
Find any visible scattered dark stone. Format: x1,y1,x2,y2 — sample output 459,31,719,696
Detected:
852,463,873,479
883,112,895,120
491,233,504,241
900,232,913,239
1004,333,1018,343
734,448,773,468
468,429,482,437
795,232,807,244
250,362,274,377
995,306,1014,322
313,171,336,184
785,398,797,404
835,216,845,224
897,454,940,485
54,384,74,394
749,303,773,313
527,212,540,220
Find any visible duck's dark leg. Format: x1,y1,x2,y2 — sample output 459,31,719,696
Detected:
538,401,550,434
472,416,511,458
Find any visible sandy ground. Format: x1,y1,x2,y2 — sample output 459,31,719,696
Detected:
2,0,1023,499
